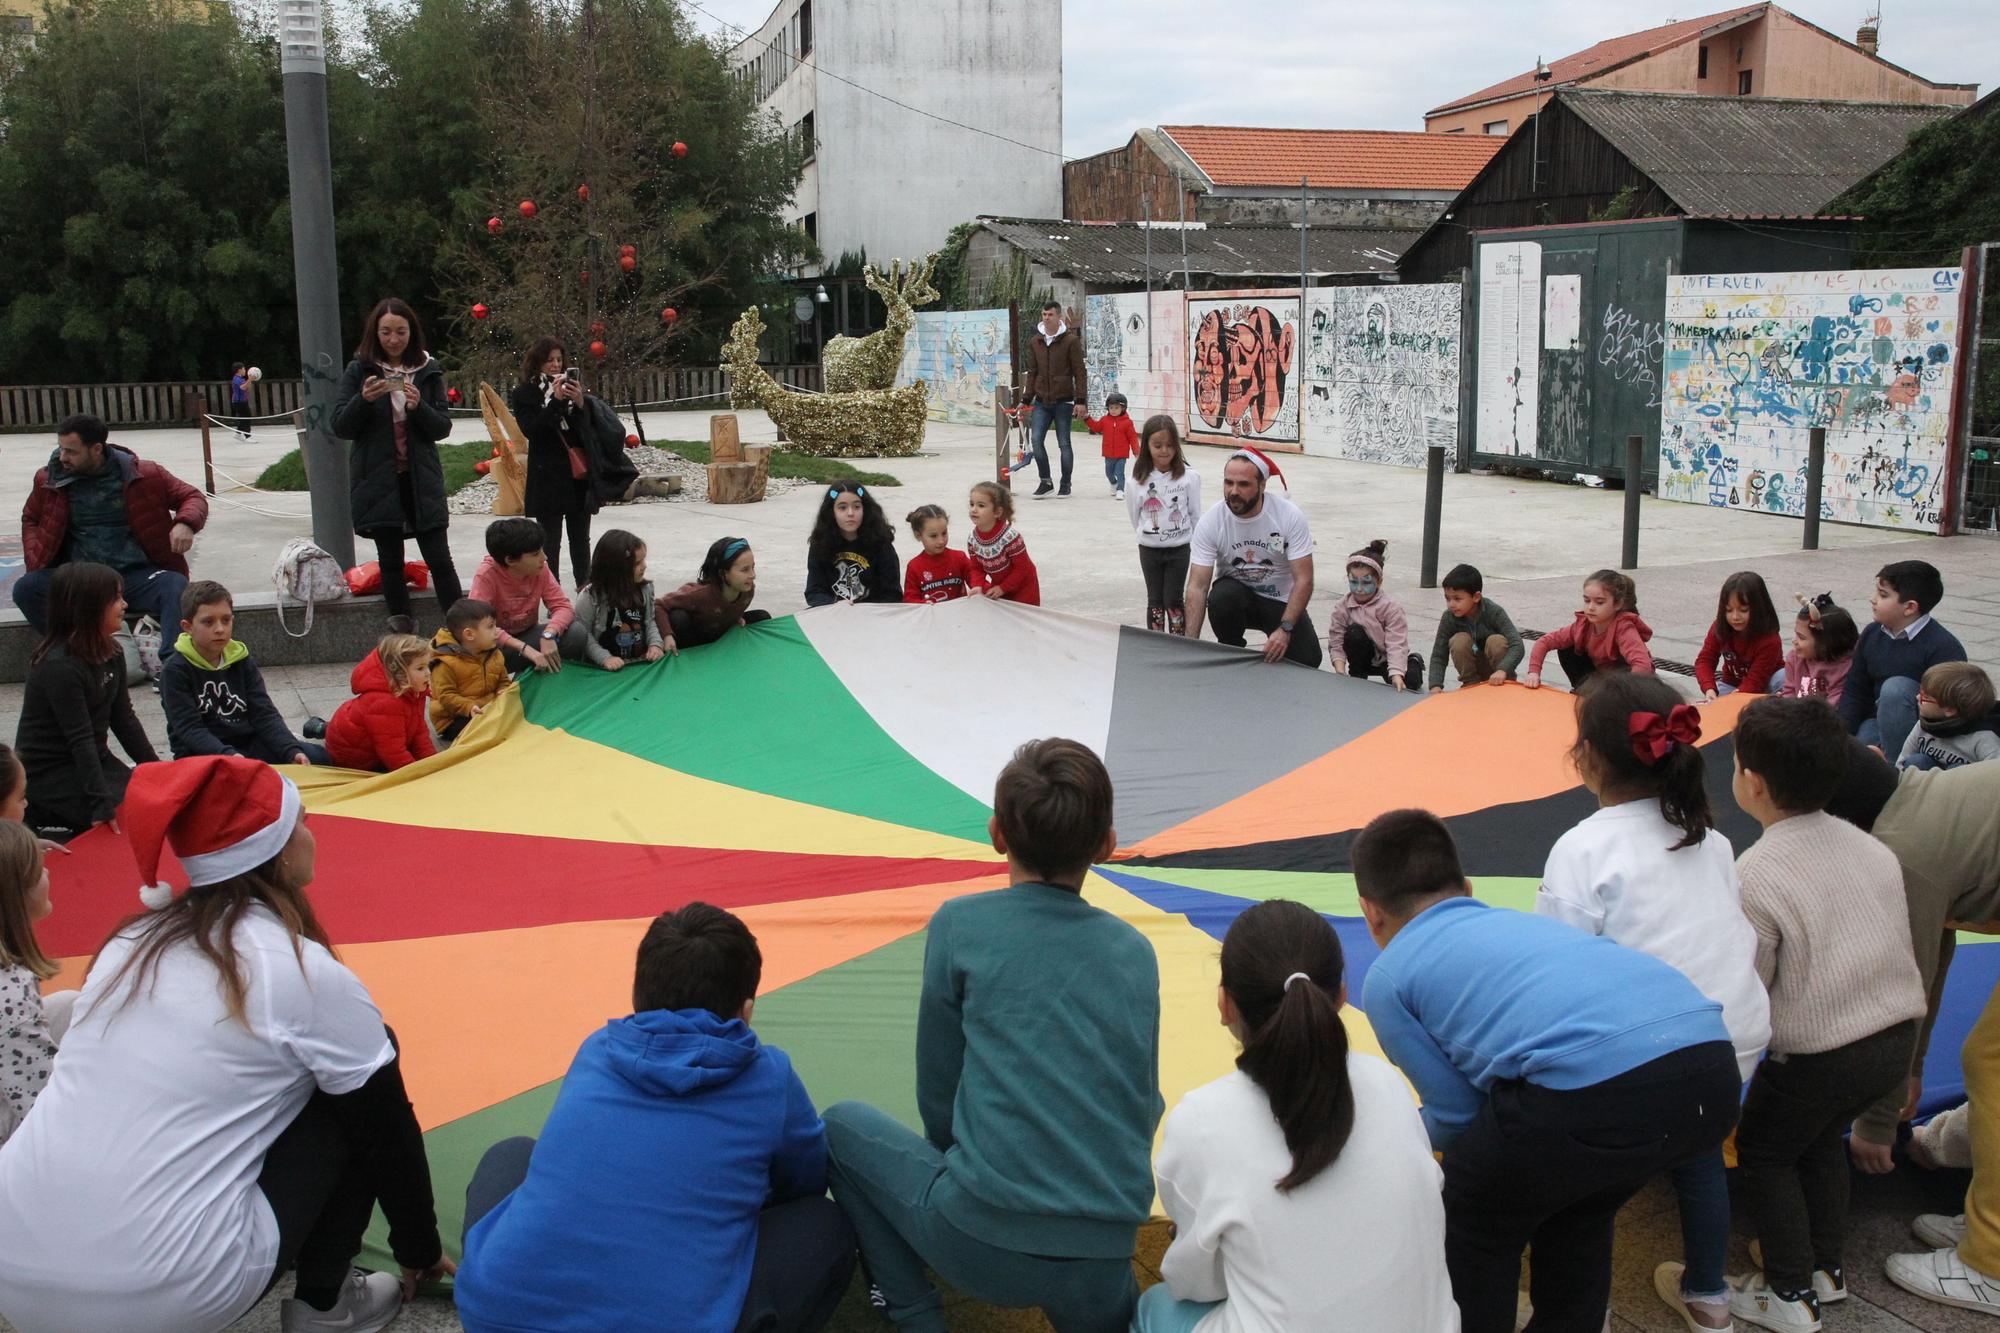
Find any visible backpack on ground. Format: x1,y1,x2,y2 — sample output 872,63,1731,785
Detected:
273,537,348,638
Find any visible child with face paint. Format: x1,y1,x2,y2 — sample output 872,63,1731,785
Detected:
1325,541,1422,692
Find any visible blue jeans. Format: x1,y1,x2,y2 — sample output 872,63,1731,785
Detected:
1104,457,1126,490
11,563,187,633
1718,668,1788,697
823,1101,1137,1333
1856,675,1922,758
1129,1284,1218,1332
1670,1148,1731,1302
1030,402,1075,488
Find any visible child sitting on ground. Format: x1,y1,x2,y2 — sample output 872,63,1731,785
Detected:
429,599,509,745
454,902,855,1333
0,820,76,1148
1351,808,1738,1332
469,517,573,674
158,580,320,765
1536,673,1770,1330
656,537,773,651
1139,899,1456,1333
1728,697,1927,1327
1326,539,1422,691
823,739,1161,1332
1898,662,1999,771
564,530,663,670
805,482,902,605
325,633,437,772
1695,570,1784,699
1426,563,1524,692
1780,594,1858,706
1840,559,1967,756
1085,392,1138,499
1527,568,1654,689
966,481,1039,605
903,505,977,603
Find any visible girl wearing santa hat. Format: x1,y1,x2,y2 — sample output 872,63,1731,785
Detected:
0,756,451,1333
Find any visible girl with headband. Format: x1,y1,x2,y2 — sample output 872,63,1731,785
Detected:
805,481,903,606
654,536,773,651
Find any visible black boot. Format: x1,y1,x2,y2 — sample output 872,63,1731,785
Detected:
385,614,417,635
303,716,328,740
1405,654,1426,691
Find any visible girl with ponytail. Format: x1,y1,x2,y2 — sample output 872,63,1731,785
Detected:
1537,671,1771,1329
1137,899,1456,1331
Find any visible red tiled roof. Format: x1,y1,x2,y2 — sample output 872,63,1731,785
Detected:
1427,4,1765,116
1157,126,1506,192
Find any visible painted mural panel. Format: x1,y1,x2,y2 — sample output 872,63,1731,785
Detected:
1475,241,1541,457
1186,294,1301,447
894,309,1011,426
1657,267,1963,532
1084,292,1187,429
1298,285,1461,467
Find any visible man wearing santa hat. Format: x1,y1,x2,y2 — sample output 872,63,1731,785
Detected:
1183,447,1322,668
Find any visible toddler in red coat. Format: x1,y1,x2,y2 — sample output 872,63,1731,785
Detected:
1527,569,1654,690
1086,393,1139,499
325,633,437,772
1694,570,1784,699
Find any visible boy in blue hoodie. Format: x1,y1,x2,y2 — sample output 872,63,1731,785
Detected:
157,581,324,764
823,739,1163,1333
1351,808,1740,1333
453,903,855,1333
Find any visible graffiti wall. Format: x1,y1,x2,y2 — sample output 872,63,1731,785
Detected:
1083,292,1187,429
1657,267,1963,531
1299,284,1461,466
894,309,1011,426
1187,293,1301,447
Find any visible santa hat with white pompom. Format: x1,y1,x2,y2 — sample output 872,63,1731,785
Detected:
121,757,303,909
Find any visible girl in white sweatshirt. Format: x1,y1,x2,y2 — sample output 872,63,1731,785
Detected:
1139,899,1458,1333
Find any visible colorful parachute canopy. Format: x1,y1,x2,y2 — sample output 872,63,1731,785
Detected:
40,598,1993,1273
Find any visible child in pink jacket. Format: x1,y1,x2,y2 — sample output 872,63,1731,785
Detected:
1526,569,1654,690
470,517,575,674
1327,539,1422,691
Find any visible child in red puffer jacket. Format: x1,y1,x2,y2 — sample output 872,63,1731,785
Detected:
1694,570,1784,699
1086,393,1140,499
1526,569,1654,690
325,634,437,772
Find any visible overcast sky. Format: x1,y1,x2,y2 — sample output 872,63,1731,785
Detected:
685,0,1996,156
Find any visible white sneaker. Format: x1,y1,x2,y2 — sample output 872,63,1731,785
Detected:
1729,1273,1820,1332
1654,1261,1736,1331
1914,1212,1971,1249
1886,1247,2000,1312
1113,488,1124,499
280,1269,403,1333
1746,1240,1846,1303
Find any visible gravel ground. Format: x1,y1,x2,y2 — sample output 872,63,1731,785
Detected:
446,446,803,514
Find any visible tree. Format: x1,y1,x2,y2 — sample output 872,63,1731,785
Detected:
1834,102,2000,267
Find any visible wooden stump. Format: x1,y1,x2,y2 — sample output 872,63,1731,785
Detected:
744,444,773,495
710,413,743,463
706,461,764,504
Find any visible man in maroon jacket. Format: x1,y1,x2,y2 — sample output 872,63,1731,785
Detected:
14,413,208,631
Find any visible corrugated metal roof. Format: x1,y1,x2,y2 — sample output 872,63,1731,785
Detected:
1157,126,1504,191
1562,90,1954,215
975,218,1422,283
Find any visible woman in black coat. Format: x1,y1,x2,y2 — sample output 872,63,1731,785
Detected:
14,562,158,840
332,297,464,625
507,337,600,589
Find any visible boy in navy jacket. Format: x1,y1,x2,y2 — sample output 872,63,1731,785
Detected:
1840,559,1967,757
157,581,322,765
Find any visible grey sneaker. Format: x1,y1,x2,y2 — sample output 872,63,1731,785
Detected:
1914,1213,1971,1249
280,1269,402,1333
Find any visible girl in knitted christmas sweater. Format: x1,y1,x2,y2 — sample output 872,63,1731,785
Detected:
966,482,1040,605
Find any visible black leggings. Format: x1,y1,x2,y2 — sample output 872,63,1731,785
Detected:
369,475,464,622
1137,544,1190,611
533,482,594,589
668,607,773,649
257,1093,382,1300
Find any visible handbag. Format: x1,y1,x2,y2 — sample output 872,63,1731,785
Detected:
568,444,589,480
274,537,350,638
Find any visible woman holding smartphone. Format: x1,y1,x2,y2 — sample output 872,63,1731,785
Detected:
333,297,464,628
508,337,598,590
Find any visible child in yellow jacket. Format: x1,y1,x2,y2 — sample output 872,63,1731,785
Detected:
430,598,510,744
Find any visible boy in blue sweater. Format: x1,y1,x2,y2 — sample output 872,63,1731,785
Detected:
1839,559,1967,757
824,739,1162,1333
1352,808,1739,1333
453,903,855,1333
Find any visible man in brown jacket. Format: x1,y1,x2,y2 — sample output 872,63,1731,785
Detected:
1020,301,1086,498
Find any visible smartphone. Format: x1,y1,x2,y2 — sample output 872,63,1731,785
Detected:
562,368,580,384
381,374,410,393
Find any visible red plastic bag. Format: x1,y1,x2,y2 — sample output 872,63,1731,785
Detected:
344,562,432,596
404,561,431,590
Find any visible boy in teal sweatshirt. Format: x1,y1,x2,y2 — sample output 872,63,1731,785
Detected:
824,739,1162,1333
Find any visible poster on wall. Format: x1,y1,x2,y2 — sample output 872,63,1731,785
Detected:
1085,292,1186,428
1475,241,1541,456
1655,267,1963,532
1187,293,1301,447
893,309,1011,426
1297,285,1461,467
1544,274,1582,351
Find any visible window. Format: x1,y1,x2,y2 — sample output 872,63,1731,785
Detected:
1738,69,1753,95
1483,119,1509,135
1697,43,1708,77
802,213,817,243
798,110,815,162
798,0,811,57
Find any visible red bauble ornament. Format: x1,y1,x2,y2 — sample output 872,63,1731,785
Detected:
448,387,463,404
474,459,492,475
471,303,490,320
589,320,607,335
589,340,607,359
579,270,591,285
517,200,537,218
672,141,688,158
660,306,678,324
576,184,590,201
619,255,637,272
625,433,641,448
491,444,502,457
619,243,637,257
486,216,503,234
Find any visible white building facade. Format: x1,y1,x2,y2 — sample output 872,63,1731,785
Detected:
730,0,1063,276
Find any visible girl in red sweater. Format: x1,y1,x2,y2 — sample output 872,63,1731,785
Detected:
1526,569,1654,689
903,504,977,603
1086,392,1139,500
325,633,437,772
966,482,1040,605
1695,570,1784,699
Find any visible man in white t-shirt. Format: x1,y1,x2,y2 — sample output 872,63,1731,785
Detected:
1184,449,1322,668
